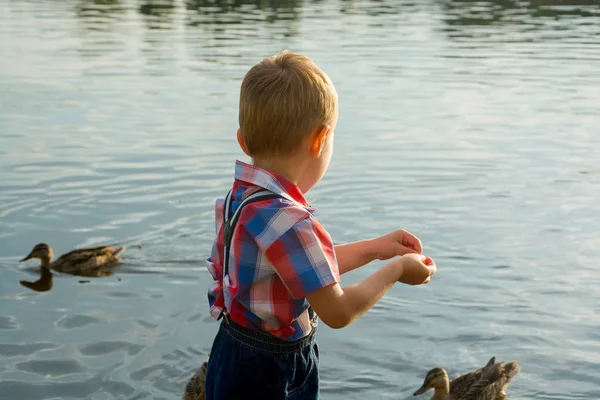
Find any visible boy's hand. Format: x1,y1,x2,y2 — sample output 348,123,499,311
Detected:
372,230,422,260
397,254,436,285
306,253,436,330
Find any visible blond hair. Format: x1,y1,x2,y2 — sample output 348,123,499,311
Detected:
239,51,338,157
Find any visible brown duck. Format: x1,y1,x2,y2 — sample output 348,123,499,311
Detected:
20,243,125,277
183,358,208,400
414,357,520,400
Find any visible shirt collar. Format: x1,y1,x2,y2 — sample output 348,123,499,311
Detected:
234,160,316,212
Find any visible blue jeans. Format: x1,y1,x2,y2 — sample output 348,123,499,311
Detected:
205,314,320,400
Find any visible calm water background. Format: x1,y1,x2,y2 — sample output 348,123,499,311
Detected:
1,0,599,399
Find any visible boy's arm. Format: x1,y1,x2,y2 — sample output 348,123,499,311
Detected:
334,241,377,275
335,230,423,275
254,211,431,329
306,254,435,329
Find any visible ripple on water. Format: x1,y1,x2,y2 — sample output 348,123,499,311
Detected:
0,374,136,400
56,314,104,329
16,358,86,377
104,291,142,299
0,316,19,330
130,361,189,396
0,342,58,357
78,341,145,357
134,319,159,331
129,363,168,382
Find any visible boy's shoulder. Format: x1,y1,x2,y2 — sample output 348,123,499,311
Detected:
245,193,313,226
239,193,321,250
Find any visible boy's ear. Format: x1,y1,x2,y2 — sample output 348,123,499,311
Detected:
237,129,251,157
310,125,331,157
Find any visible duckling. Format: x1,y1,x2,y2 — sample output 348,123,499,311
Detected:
414,357,519,400
183,358,209,400
20,243,125,277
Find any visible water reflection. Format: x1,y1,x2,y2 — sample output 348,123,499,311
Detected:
20,268,54,293
18,262,121,293
139,0,176,29
185,0,302,25
70,0,600,38
69,0,600,23
75,0,127,30
439,0,600,37
339,0,417,16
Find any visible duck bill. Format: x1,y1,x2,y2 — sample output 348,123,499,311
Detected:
20,253,34,262
413,385,428,396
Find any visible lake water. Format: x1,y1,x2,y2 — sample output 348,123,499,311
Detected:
1,0,599,399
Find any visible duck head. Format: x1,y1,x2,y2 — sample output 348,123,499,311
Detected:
21,243,53,266
414,367,450,396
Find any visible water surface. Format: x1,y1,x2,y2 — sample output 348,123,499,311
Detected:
1,0,600,399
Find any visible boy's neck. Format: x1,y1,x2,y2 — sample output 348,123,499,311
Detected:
252,156,307,189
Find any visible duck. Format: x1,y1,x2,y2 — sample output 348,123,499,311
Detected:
20,243,125,277
183,358,209,400
413,357,519,400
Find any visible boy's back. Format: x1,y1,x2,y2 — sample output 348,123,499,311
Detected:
207,160,339,341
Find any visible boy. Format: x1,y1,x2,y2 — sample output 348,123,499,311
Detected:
205,50,436,400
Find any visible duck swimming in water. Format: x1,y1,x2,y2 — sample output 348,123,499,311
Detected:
414,357,519,400
20,243,125,277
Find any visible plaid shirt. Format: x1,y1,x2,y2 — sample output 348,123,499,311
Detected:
206,160,340,341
